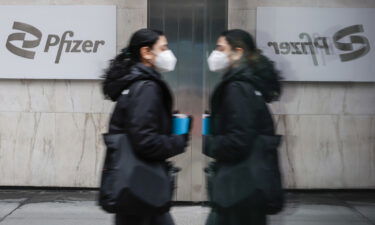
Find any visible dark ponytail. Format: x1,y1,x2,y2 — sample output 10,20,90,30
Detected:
102,28,164,81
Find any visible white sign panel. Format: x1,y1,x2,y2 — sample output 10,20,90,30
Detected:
256,7,375,82
0,6,116,79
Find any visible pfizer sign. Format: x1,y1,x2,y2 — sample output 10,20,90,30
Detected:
257,7,375,82
0,6,116,79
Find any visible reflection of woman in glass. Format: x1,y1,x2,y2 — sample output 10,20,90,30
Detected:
204,29,282,225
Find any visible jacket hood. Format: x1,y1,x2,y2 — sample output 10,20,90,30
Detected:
223,55,282,103
102,63,162,101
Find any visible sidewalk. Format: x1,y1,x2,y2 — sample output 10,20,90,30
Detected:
0,190,374,225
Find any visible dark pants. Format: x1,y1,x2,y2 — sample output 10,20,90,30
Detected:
115,212,175,225
205,193,267,225
205,207,266,225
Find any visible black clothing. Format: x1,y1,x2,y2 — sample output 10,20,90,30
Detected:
203,63,277,162
204,59,281,225
115,212,174,225
104,62,187,161
103,63,186,225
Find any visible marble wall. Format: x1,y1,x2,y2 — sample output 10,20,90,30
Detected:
229,0,375,188
0,0,147,187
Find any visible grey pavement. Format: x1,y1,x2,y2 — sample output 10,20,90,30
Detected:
0,190,374,225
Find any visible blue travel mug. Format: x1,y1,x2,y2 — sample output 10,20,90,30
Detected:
172,114,191,135
202,114,211,135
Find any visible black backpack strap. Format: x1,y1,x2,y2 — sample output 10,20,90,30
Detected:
129,80,148,98
110,80,148,131
125,80,148,119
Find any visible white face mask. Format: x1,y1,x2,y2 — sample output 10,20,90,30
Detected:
154,50,177,73
207,50,230,72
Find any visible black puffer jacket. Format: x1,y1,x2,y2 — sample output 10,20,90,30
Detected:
203,58,281,162
103,62,187,161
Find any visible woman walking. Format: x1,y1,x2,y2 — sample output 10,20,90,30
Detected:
102,28,190,225
204,29,282,225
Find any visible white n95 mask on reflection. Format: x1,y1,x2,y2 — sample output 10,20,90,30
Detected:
207,50,230,72
154,50,177,73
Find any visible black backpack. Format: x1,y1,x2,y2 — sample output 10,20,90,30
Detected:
205,134,284,214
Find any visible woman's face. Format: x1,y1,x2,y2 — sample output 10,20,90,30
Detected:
216,36,244,64
141,35,169,66
216,36,231,55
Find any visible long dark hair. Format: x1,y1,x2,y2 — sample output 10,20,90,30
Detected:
103,28,164,80
221,29,282,102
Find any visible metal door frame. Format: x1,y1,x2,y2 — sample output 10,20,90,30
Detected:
148,0,227,202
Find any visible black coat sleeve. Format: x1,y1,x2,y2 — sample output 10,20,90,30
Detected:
203,82,259,162
127,81,186,161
